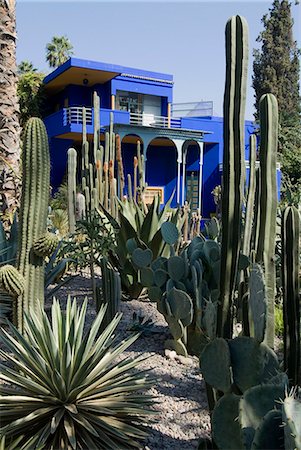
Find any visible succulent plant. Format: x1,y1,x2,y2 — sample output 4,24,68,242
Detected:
33,232,59,258
0,297,155,449
17,118,50,332
0,265,24,297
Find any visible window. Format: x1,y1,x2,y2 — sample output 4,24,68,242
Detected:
116,91,142,114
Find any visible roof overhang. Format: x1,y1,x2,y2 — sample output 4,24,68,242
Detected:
43,57,173,94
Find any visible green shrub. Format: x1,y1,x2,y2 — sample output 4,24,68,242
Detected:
0,297,155,449
275,304,284,337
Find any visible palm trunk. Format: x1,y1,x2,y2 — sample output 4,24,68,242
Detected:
0,0,21,225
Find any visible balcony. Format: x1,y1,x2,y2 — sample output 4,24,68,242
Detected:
129,112,181,129
44,106,203,139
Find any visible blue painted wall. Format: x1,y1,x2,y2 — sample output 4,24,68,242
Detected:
146,144,177,206
49,137,73,188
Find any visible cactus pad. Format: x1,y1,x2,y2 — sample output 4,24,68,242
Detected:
229,337,279,392
165,338,187,357
212,394,243,450
160,222,179,245
140,267,154,287
132,248,153,268
239,384,285,448
166,288,193,322
154,269,168,287
200,338,232,393
167,256,186,281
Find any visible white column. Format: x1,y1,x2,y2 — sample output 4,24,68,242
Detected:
173,139,183,205
181,145,188,206
198,141,204,213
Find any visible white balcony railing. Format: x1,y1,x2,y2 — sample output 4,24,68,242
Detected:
66,107,93,125
65,107,182,129
129,112,181,129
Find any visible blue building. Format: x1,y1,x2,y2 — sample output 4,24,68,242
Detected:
43,57,257,218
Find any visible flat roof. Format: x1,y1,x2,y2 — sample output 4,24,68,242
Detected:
43,57,173,94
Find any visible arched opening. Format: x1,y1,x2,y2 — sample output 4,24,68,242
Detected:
145,137,178,207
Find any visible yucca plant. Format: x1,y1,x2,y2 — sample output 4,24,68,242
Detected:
0,297,155,449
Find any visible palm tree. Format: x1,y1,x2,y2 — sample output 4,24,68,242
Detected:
0,0,21,225
46,36,74,68
18,60,37,74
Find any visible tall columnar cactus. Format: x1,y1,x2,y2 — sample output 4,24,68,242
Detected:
217,15,249,339
17,118,50,332
256,93,278,348
67,148,77,233
282,205,300,386
242,134,257,258
97,257,121,331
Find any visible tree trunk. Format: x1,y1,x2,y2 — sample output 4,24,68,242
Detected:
0,0,21,225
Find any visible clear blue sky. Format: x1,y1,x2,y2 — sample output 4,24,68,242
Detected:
16,1,301,120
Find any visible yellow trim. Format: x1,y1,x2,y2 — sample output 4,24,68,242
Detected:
167,103,171,128
111,94,115,110
144,187,164,204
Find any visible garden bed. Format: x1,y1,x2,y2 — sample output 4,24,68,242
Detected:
46,274,211,450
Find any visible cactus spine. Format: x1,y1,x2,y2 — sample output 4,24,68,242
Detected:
256,93,278,348
17,118,50,332
217,15,249,338
282,205,300,386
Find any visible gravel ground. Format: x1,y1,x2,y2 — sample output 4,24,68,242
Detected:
46,273,211,450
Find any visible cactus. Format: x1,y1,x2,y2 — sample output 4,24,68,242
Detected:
0,265,24,297
200,338,232,393
282,395,301,450
248,263,267,343
33,232,59,258
255,93,278,348
116,134,125,198
217,15,249,339
96,257,121,331
212,394,243,450
243,134,257,258
67,148,77,233
282,205,300,386
167,256,186,281
17,118,50,332
161,221,179,246
132,248,153,268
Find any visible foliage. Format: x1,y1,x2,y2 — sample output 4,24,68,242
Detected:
127,312,156,337
17,70,45,126
136,234,221,356
103,195,183,299
279,122,301,206
252,0,301,124
46,35,74,68
275,304,284,336
0,297,155,449
62,211,115,270
18,60,37,74
252,0,301,201
50,182,68,211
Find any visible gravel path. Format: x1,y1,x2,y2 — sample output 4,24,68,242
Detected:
47,273,211,449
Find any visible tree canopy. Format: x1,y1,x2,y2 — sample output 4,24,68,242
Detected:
252,0,301,205
46,35,74,68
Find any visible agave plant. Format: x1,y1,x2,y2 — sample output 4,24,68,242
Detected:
0,297,155,449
